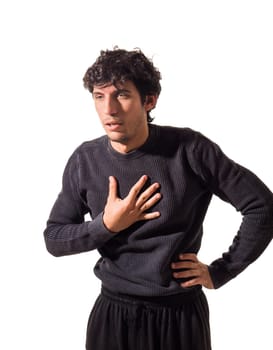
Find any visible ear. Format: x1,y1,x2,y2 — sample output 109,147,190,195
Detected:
144,95,158,112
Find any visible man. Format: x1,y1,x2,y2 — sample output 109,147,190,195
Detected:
44,48,273,350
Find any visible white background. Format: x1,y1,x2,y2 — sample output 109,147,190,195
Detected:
1,1,272,349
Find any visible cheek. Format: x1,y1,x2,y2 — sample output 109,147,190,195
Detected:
125,101,145,117
94,102,101,114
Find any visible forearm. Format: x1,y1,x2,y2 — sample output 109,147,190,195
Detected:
208,212,273,288
44,212,114,257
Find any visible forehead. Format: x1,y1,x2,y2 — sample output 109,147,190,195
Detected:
93,80,137,93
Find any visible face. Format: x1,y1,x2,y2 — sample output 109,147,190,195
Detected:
92,81,156,153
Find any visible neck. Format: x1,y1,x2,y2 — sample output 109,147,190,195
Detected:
110,126,149,154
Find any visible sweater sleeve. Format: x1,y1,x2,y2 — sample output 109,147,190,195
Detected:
43,151,114,257
191,133,273,288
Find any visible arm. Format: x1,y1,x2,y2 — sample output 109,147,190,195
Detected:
43,152,113,256
44,153,161,257
173,133,273,289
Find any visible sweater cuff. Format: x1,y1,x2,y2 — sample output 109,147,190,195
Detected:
87,212,115,248
208,262,235,289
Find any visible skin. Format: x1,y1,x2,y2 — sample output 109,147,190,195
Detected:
103,175,161,233
172,254,214,289
93,80,214,289
93,81,156,154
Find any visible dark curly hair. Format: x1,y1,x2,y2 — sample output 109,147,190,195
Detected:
83,48,162,122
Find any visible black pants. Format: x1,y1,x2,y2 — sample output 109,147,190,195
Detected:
86,287,211,350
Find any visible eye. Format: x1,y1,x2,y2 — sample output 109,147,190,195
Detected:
93,94,104,100
117,92,130,99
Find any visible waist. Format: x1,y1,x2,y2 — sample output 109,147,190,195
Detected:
101,285,202,307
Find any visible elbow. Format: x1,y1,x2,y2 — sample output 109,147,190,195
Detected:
46,246,63,258
43,228,66,257
44,238,65,257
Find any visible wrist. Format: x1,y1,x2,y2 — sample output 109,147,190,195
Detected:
102,212,119,234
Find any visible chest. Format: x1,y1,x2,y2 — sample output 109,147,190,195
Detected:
79,153,206,218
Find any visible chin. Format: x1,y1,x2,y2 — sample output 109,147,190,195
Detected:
108,133,128,144
110,138,129,146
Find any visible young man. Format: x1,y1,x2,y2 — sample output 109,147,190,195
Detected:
44,48,273,350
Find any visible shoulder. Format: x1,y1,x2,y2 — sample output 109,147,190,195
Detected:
65,135,108,168
151,125,225,172
70,135,108,159
76,135,107,153
152,124,213,149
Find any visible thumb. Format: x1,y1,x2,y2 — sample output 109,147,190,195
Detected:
108,176,118,201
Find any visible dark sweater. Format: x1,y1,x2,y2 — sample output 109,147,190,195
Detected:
44,124,273,296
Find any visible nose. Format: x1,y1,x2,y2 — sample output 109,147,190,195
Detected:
104,97,118,116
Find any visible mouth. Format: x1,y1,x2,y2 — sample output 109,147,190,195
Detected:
105,121,123,131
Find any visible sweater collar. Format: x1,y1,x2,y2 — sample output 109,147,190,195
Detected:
106,124,159,160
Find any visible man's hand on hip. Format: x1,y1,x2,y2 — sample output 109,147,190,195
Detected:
172,253,214,289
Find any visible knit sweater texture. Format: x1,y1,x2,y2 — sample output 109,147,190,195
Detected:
44,124,273,296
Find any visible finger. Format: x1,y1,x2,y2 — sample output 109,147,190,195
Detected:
173,269,199,279
140,211,161,221
181,277,201,288
171,261,196,270
178,253,198,261
139,193,161,211
135,182,160,207
127,175,148,200
108,176,118,201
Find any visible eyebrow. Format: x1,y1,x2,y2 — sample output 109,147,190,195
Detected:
93,88,132,95
115,88,131,94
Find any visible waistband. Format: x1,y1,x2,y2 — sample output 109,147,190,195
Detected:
101,286,202,307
